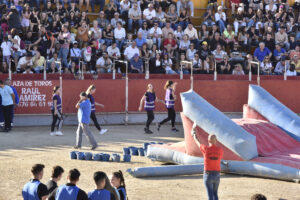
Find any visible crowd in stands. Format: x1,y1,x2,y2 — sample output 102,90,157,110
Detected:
22,164,127,200
0,0,300,76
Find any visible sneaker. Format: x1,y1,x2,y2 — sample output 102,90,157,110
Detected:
50,132,56,136
172,128,179,132
145,129,153,134
56,131,64,136
91,145,98,150
156,123,161,131
99,129,108,135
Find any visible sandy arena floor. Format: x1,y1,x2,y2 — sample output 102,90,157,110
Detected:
0,125,299,200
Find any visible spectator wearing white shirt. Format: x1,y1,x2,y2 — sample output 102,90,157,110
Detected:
286,64,297,76
184,23,199,47
128,2,142,33
70,41,82,65
120,0,130,18
143,4,156,25
111,12,125,28
96,51,112,73
1,36,12,64
149,22,162,49
215,6,226,34
114,22,126,50
177,0,194,17
17,52,33,73
107,42,121,60
124,41,140,60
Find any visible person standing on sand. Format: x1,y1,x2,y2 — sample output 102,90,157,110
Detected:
192,124,224,200
73,92,98,150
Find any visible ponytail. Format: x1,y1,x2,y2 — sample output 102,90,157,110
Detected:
113,170,126,189
104,175,120,200
86,84,96,94
53,86,60,94
164,80,173,90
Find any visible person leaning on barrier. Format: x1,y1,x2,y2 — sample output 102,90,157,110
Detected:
192,125,224,200
22,164,49,200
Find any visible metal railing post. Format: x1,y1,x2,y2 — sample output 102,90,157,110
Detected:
182,61,193,90
112,59,116,80
249,62,252,81
214,59,217,81
43,60,47,80
145,58,149,79
284,62,287,81
8,59,12,80
79,60,84,80
180,63,183,80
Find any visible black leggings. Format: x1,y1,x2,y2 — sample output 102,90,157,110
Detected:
146,110,154,128
90,112,101,131
51,110,63,132
3,105,13,130
160,108,176,127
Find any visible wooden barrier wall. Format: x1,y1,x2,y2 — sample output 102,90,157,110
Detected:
12,79,300,114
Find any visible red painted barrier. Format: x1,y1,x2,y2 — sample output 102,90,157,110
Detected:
11,79,300,114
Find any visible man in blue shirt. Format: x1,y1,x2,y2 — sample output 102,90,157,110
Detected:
5,78,19,127
130,54,143,73
0,80,15,132
254,42,272,63
74,92,98,150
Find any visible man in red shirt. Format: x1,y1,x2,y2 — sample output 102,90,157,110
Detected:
193,125,224,200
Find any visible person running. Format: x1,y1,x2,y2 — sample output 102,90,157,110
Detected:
192,126,224,200
50,86,63,136
88,171,120,200
74,92,98,150
22,164,49,200
138,83,162,134
157,80,179,132
51,168,88,200
110,171,127,200
46,165,64,200
86,84,108,135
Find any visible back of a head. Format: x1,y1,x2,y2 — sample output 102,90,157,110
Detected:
208,134,217,144
51,166,64,178
69,168,80,182
93,171,107,185
31,164,45,176
164,80,173,90
251,194,267,200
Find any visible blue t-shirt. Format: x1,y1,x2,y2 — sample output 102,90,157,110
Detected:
78,99,91,124
254,47,271,62
10,86,19,105
88,189,111,200
135,37,147,48
0,85,14,106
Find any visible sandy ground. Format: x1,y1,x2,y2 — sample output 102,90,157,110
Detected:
0,125,299,200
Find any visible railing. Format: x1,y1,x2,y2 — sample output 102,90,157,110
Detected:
181,60,193,90
250,61,260,86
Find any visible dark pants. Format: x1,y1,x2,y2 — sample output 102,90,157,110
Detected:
146,110,154,128
90,112,101,131
51,110,63,132
3,105,13,130
204,171,220,200
160,108,176,127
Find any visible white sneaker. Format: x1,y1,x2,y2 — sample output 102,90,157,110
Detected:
56,131,64,136
50,132,56,136
99,129,108,135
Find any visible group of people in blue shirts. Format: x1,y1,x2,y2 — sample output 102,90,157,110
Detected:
22,164,127,200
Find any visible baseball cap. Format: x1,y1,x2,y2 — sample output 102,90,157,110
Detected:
202,41,208,45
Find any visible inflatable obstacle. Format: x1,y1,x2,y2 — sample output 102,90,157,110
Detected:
142,86,300,181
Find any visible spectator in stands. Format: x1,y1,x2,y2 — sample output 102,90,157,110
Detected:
261,56,273,75
274,56,289,75
265,0,277,14
250,0,263,11
51,168,88,200
124,40,140,61
203,7,215,27
254,42,272,63
143,4,156,25
111,12,125,28
46,165,64,200
103,24,114,46
128,2,142,33
149,53,165,74
220,55,232,74
150,21,163,49
232,63,245,75
233,7,246,36
184,23,198,47
178,8,190,30
286,63,297,76
114,22,126,50
22,164,48,200
223,25,235,49
96,51,112,73
186,43,197,61
165,4,178,30
179,34,190,54
1,36,12,65
17,52,33,74
212,44,227,72
162,53,176,74
251,193,267,200
274,44,287,62
33,51,45,73
58,25,71,71
107,42,121,61
275,6,287,30
130,54,143,73
209,32,225,51
263,33,275,54
177,0,194,17
162,21,174,39
245,54,258,74
7,6,21,30
120,0,130,19
97,11,110,29
275,26,290,50
215,6,226,34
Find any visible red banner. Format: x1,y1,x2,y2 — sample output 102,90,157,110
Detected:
12,80,59,114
